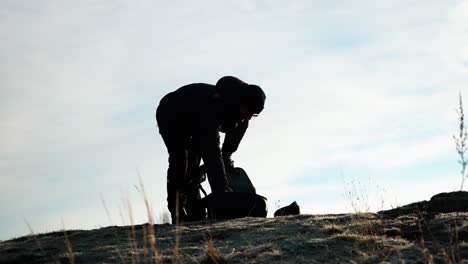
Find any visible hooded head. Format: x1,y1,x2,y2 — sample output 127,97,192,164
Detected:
241,84,266,115
216,76,247,99
216,76,266,118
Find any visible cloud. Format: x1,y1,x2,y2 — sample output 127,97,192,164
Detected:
232,1,466,201
235,53,457,182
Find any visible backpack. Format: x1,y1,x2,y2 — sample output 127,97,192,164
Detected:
199,167,268,220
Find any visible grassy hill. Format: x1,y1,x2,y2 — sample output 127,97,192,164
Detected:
1,211,467,263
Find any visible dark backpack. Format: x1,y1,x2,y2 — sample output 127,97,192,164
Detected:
199,167,268,220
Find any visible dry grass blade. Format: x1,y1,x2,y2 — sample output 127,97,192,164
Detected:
200,238,226,264
137,173,160,264
173,192,181,263
142,223,149,264
119,203,127,226
126,198,139,264
99,194,127,264
61,219,75,264
24,219,61,264
100,192,114,226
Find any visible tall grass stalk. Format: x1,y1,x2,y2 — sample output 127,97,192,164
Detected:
417,219,434,264
24,219,60,264
137,174,160,264
416,210,455,263
118,203,127,227
99,194,126,264
448,222,460,263
61,219,75,264
454,92,468,191
450,92,466,263
126,199,139,264
173,192,181,263
141,223,149,264
100,193,114,225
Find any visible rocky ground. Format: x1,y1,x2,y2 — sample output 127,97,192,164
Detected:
1,211,467,263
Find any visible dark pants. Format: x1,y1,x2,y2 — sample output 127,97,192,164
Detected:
156,99,206,223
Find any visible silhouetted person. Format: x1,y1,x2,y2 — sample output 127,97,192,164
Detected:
156,76,266,224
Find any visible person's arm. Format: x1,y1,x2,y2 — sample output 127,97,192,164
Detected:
194,123,228,194
221,120,249,168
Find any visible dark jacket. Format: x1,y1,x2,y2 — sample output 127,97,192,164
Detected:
156,83,248,191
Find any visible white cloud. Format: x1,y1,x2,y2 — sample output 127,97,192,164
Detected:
235,52,458,184
231,1,467,202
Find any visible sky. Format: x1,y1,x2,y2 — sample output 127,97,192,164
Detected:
1,0,468,241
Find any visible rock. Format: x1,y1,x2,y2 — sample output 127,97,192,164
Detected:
274,201,300,217
377,201,428,218
378,191,468,217
428,191,468,213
